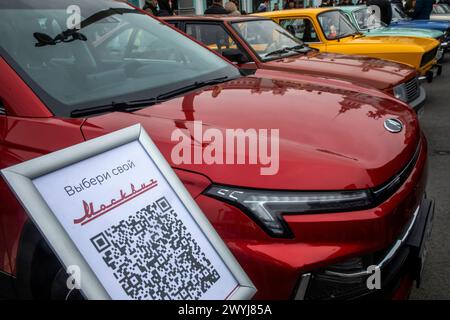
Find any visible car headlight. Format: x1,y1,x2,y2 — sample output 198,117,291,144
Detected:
393,83,408,102
204,186,372,238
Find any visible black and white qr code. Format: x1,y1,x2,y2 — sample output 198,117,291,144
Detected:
90,197,221,300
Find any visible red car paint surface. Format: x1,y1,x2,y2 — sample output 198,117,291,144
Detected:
162,15,418,93
0,1,427,300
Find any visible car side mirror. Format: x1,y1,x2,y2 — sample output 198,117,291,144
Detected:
222,48,249,64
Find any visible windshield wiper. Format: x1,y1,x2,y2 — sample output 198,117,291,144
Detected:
156,76,231,100
70,76,232,118
265,45,311,58
34,8,140,47
264,47,293,58
70,98,158,118
34,29,87,47
285,44,313,53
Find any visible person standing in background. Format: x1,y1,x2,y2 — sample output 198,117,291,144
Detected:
340,0,353,6
404,0,416,16
257,0,270,12
296,0,305,8
225,1,241,15
274,3,280,10
204,0,228,13
320,0,334,7
143,0,159,15
157,0,177,15
412,0,433,19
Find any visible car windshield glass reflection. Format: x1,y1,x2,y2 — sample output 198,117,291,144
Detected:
318,10,359,40
353,8,386,30
391,4,409,20
0,1,239,117
231,20,305,61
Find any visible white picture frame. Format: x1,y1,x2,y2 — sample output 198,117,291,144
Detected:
1,124,256,300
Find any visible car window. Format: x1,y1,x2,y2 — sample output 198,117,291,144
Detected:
318,10,358,40
0,2,239,117
353,8,385,30
391,4,408,20
232,19,303,61
98,28,134,60
433,5,447,14
185,23,238,53
280,18,320,42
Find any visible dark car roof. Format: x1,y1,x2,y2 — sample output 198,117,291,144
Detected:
162,15,267,23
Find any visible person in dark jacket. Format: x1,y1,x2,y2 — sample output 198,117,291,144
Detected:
412,0,433,19
340,0,353,6
367,0,392,25
204,0,229,14
320,0,334,6
158,0,176,16
257,0,270,12
143,0,159,15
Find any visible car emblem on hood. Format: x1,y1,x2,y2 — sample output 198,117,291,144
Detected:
384,118,403,133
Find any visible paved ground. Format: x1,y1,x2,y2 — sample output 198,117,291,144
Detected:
410,55,450,299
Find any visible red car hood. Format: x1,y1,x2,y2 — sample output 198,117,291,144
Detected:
263,51,416,91
81,76,420,190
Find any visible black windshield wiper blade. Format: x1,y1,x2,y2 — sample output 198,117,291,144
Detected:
70,76,231,118
285,45,313,53
70,98,158,118
34,29,87,47
264,48,292,58
34,8,141,47
156,76,231,100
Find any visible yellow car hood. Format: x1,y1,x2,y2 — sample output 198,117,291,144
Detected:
337,35,439,53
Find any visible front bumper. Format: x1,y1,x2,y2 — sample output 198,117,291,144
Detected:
295,197,434,300
419,63,443,83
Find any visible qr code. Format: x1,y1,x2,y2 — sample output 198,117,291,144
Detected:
90,197,220,300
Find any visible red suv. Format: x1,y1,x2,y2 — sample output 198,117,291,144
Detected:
0,0,433,300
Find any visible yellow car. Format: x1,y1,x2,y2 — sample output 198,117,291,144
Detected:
255,8,442,78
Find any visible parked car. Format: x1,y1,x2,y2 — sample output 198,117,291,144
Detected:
338,5,448,56
431,3,450,21
391,3,450,49
256,8,442,79
163,15,426,112
0,0,433,300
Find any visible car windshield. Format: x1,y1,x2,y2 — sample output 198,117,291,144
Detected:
231,19,304,61
318,10,359,40
391,4,409,20
434,4,450,14
0,0,239,117
353,8,386,30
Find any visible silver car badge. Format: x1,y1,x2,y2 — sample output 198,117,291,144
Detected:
384,118,403,133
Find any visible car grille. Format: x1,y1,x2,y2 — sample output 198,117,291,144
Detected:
404,77,420,103
420,47,438,67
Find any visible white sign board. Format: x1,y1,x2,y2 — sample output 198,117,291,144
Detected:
2,125,256,300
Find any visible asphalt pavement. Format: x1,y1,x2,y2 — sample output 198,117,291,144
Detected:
410,55,450,299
